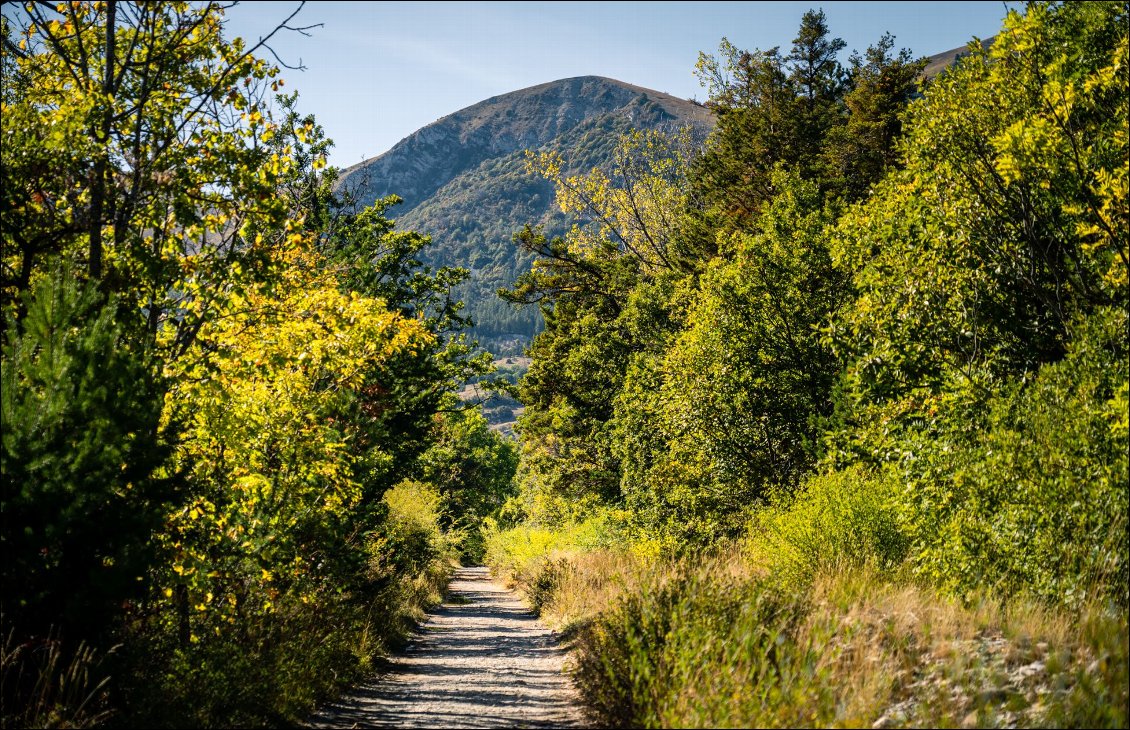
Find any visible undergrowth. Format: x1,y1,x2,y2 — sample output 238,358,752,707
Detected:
485,471,1129,729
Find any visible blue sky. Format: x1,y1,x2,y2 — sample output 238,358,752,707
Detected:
223,2,1014,168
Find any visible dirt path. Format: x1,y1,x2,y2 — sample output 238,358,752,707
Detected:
308,567,585,728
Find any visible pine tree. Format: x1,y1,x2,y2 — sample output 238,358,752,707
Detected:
1,265,175,644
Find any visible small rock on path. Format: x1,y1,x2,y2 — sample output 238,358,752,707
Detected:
308,566,585,728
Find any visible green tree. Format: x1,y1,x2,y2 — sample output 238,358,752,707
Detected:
692,40,798,225
1,265,174,643
823,34,926,201
419,408,518,561
830,0,1128,426
826,1,1128,605
787,9,847,179
1,2,504,724
503,131,694,509
1,1,306,355
255,98,491,489
615,170,848,546
691,10,846,226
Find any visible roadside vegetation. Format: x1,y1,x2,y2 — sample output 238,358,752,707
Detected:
489,2,1128,727
3,1,1126,728
1,3,514,726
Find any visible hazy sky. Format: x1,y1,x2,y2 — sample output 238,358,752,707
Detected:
222,1,1013,168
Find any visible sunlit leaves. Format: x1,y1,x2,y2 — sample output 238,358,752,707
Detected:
832,1,1129,420
525,129,694,274
1,2,298,356
822,1,1129,604
614,169,847,544
509,129,698,508
159,255,431,624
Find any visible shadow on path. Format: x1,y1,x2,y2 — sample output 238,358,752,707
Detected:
307,567,585,728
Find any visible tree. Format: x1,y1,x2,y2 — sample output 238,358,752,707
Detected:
159,251,431,644
419,408,518,561
692,40,798,224
1,1,313,356
253,98,492,485
823,34,926,202
824,1,1128,604
1,265,174,644
691,11,846,225
787,8,847,179
503,131,694,509
614,169,848,546
830,0,1128,421
1,3,505,724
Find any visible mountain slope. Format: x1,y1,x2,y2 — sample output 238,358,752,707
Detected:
336,76,714,351
921,37,994,79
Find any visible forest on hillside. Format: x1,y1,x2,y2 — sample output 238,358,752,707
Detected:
1,1,1127,728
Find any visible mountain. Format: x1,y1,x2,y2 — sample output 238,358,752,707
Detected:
921,37,994,79
336,76,715,353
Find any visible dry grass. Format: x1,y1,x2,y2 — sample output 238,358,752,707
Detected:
537,549,649,631
486,498,1127,729
497,541,1128,729
1,631,114,729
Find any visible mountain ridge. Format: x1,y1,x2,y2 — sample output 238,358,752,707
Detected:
337,46,985,352
337,75,712,213
335,75,715,350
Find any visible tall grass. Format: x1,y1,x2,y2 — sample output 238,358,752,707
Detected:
541,556,1127,729
1,631,114,729
487,468,1129,728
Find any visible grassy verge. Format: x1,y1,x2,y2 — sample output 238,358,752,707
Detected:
486,478,1128,728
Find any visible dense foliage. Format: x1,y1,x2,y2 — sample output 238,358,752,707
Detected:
1,3,515,726
492,2,1128,726
506,0,1127,603
2,1,1127,727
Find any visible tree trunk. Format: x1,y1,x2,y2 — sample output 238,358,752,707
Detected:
89,0,117,281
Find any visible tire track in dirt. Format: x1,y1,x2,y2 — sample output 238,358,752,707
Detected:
308,566,585,728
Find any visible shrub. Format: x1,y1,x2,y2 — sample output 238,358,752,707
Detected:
898,308,1129,606
118,480,456,728
1,265,174,646
375,481,452,577
482,509,624,590
749,464,909,589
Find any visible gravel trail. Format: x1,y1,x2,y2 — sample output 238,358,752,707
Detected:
308,566,585,728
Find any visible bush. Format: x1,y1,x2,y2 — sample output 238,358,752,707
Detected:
749,465,909,589
482,509,624,589
375,480,453,577
373,480,456,627
898,308,1129,606
118,480,456,728
527,558,571,614
118,592,382,728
